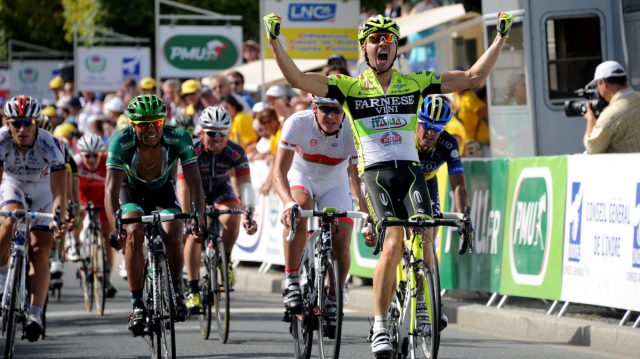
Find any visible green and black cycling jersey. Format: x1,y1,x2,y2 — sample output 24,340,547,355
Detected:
106,125,197,189
326,68,442,175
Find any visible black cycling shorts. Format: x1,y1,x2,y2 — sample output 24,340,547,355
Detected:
119,181,181,215
361,161,432,228
426,177,441,216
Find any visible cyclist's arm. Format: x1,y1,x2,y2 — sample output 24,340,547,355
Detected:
50,169,67,217
105,169,124,232
176,175,190,213
441,34,506,94
449,173,468,213
273,147,295,205
268,38,329,96
347,162,367,213
181,163,205,224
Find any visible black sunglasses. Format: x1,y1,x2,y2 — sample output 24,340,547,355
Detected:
317,106,343,115
205,130,228,138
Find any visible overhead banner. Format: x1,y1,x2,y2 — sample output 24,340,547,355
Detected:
440,159,508,293
561,154,640,311
77,46,151,92
263,0,360,60
499,157,567,300
158,25,242,78
9,60,61,100
0,68,10,99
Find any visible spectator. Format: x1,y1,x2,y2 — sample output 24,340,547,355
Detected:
209,74,251,114
411,0,439,14
179,79,204,121
63,81,75,97
452,86,490,157
139,77,157,94
227,71,255,108
328,54,348,70
49,76,64,101
200,86,217,107
265,85,292,121
290,96,311,113
257,108,282,194
384,1,402,18
104,96,127,133
59,97,83,129
41,105,63,129
122,78,137,104
251,101,268,119
583,60,640,153
323,65,350,77
243,40,261,63
219,94,259,153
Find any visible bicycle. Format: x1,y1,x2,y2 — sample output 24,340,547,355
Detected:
372,211,472,359
284,206,368,359
78,202,107,315
113,208,198,359
198,205,253,343
1,208,61,359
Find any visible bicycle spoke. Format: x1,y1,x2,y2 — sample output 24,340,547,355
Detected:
157,258,176,359
198,249,213,339
93,233,107,316
414,265,439,359
291,251,313,359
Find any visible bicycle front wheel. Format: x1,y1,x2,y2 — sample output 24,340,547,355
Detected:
92,232,107,316
155,258,176,359
3,255,23,359
317,250,342,359
212,239,230,343
80,233,94,313
413,264,440,359
199,247,213,339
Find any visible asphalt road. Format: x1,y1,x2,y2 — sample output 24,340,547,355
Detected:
1,264,623,359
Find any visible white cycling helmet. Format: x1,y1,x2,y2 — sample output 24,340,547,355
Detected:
4,95,41,118
77,133,105,154
311,95,340,106
199,106,232,130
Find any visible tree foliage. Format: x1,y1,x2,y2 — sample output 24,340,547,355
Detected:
0,0,389,61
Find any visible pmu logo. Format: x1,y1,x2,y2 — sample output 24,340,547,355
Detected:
632,183,640,268
122,57,141,81
567,182,583,262
509,167,553,286
288,3,336,22
18,67,38,83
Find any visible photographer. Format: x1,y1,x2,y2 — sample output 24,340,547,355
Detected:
583,61,640,153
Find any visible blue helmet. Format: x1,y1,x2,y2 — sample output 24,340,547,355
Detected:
418,95,452,132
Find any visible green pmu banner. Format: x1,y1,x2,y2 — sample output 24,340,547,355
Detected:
439,159,508,293
499,156,567,300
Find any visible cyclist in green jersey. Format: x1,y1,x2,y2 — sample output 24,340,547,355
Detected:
264,11,513,358
105,94,205,336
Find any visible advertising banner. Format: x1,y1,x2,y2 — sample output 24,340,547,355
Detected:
9,60,61,100
77,47,151,92
263,0,360,60
561,154,640,311
0,68,10,98
158,25,242,78
232,160,284,265
499,157,567,300
439,159,508,293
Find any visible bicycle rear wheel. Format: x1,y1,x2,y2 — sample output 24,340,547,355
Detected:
198,246,213,339
291,251,313,359
3,255,23,359
317,249,342,359
213,239,230,343
413,264,439,359
155,258,176,359
92,232,107,316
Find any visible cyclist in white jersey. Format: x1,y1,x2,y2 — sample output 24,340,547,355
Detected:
0,95,67,341
274,96,369,321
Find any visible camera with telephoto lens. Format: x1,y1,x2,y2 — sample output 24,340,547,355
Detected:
564,87,608,117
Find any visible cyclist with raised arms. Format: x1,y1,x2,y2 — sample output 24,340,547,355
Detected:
177,106,258,314
74,133,117,297
263,11,512,357
274,96,368,328
0,95,67,341
105,94,205,336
